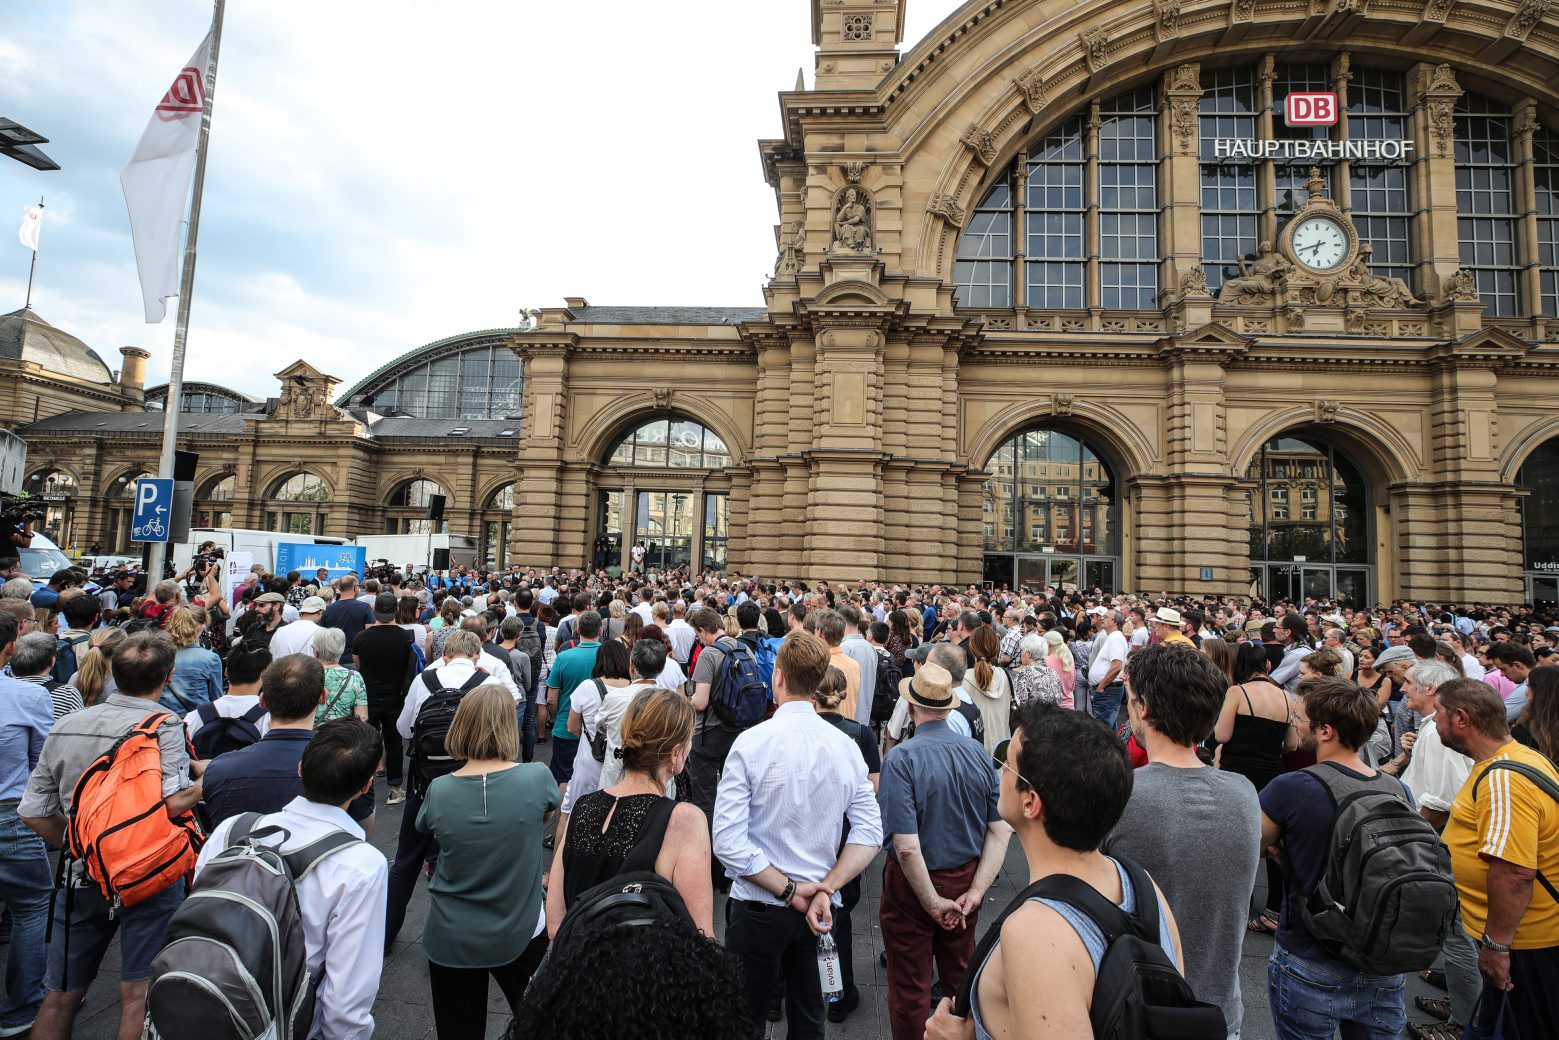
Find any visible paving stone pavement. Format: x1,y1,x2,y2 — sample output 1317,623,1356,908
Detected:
41,738,1438,1039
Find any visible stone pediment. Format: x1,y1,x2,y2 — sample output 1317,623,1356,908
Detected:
1158,322,1252,361
271,359,345,421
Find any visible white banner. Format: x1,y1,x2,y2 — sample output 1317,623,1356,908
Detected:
223,550,253,606
120,30,212,323
18,205,42,252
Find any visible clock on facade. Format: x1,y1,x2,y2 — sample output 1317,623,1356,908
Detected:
1289,215,1350,272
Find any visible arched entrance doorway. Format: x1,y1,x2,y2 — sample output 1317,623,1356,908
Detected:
597,415,732,575
1245,435,1373,606
23,469,77,548
1518,438,1559,604
980,426,1119,592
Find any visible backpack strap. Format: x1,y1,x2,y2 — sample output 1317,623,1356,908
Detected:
281,830,364,881
586,679,608,742
1473,759,1559,905
240,702,269,725
620,797,677,875
196,702,220,727
226,812,264,848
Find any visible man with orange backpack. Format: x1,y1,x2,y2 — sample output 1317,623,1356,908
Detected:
19,631,205,1040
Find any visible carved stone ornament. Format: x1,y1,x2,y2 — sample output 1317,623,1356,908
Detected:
1051,393,1076,417
1154,0,1182,38
1181,264,1212,298
1507,0,1550,40
831,186,874,253
1335,0,1367,14
844,161,866,185
1217,241,1293,304
773,221,805,279
1346,247,1421,308
652,388,674,410
1169,99,1199,154
927,193,966,228
1426,64,1460,93
1168,63,1201,92
1423,0,1454,21
1017,69,1048,113
1417,65,1463,159
1346,309,1368,334
1443,268,1480,303
1287,306,1306,334
962,125,997,166
1232,0,1256,22
1079,27,1110,73
1315,399,1342,423
1514,105,1540,142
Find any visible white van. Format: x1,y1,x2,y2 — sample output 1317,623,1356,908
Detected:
16,532,76,581
171,528,352,577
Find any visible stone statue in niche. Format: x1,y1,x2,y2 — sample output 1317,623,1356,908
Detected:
832,188,873,252
773,222,804,278
1219,241,1292,302
1346,246,1420,307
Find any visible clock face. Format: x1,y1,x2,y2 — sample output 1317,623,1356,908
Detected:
1290,217,1349,272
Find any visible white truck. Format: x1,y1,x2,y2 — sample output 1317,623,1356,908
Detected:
353,533,480,573
170,529,479,578
171,529,353,578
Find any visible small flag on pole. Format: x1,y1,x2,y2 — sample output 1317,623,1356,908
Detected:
120,30,212,323
18,205,42,252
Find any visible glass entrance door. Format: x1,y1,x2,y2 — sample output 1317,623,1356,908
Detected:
635,491,693,574
1263,564,1370,607
1529,575,1559,605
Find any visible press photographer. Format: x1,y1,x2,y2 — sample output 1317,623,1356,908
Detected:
1,494,37,549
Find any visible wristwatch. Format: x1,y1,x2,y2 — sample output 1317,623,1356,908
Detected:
781,878,797,904
1477,933,1512,953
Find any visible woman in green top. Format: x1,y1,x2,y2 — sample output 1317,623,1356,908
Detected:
416,683,560,1038
311,627,368,723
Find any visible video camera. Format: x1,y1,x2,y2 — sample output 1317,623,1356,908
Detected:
192,544,226,574
0,493,39,547
366,558,399,583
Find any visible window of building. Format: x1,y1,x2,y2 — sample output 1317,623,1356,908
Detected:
1025,116,1087,308
1537,128,1559,318
1199,67,1260,296
982,427,1117,558
484,484,514,569
1349,69,1414,286
193,473,235,530
1519,438,1559,574
360,342,522,419
1456,94,1521,317
24,469,76,498
385,478,448,535
265,471,330,536
954,182,1013,308
1099,88,1160,309
606,417,730,469
703,494,728,571
1247,437,1369,565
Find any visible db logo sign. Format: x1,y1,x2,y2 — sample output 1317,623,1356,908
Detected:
1284,92,1338,127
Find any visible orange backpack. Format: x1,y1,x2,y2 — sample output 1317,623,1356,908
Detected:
66,712,204,911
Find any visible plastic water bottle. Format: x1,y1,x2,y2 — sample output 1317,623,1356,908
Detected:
817,932,843,1001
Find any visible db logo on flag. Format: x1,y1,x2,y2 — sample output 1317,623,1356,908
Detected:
1284,92,1338,127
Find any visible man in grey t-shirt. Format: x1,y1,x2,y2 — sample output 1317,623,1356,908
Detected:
1102,643,1260,1038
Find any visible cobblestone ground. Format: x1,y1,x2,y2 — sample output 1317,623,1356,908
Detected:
51,740,1436,1039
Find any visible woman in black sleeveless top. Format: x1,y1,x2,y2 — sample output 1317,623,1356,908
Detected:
546,686,714,936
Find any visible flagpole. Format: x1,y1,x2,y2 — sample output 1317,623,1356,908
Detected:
146,0,225,584
22,197,41,310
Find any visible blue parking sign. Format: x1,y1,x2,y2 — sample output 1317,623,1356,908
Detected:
131,477,174,543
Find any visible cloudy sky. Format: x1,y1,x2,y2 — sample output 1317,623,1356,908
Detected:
1,0,963,398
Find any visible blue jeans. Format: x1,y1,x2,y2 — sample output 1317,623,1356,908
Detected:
1267,945,1405,1040
1090,682,1125,729
0,804,50,1026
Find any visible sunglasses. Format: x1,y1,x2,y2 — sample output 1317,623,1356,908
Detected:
991,738,1034,789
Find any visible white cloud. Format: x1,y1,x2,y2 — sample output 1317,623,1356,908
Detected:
1,0,966,399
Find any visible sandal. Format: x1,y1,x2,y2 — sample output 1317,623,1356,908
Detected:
1247,912,1279,934
1414,995,1453,1020
1406,1020,1463,1040
543,833,555,850
1419,968,1448,990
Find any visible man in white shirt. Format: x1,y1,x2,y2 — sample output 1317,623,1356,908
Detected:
1087,610,1130,728
631,587,656,626
713,630,883,1039
267,596,328,659
837,604,879,727
1322,627,1356,679
664,599,697,667
184,639,270,745
195,718,387,1040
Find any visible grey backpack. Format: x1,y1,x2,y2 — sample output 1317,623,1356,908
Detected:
145,814,361,1040
1294,764,1458,975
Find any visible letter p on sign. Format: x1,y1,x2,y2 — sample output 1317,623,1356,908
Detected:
137,482,158,512
1284,92,1337,127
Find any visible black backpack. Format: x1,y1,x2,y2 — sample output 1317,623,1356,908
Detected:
190,702,269,761
549,798,686,954
954,856,1225,1040
709,637,768,730
515,617,545,697
871,647,902,724
408,666,489,796
1293,763,1458,975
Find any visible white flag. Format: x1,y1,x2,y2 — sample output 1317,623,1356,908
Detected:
120,31,212,323
18,205,42,252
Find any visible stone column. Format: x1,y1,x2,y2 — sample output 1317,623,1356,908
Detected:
804,323,887,579
1411,64,1465,301
510,336,574,568
1160,63,1204,311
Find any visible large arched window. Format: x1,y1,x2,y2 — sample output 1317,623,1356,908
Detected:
194,473,235,530
981,428,1118,592
606,418,730,469
25,469,76,498
350,339,521,419
1246,436,1371,604
265,471,331,535
385,478,448,535
24,469,77,548
955,87,1160,310
1540,129,1559,317
1519,439,1559,601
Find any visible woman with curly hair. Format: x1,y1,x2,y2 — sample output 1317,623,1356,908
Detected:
547,686,712,936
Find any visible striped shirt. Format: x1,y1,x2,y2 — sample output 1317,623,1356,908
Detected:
1444,740,1559,948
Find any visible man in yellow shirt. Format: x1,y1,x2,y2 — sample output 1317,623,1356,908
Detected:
1152,607,1194,649
1437,676,1559,1038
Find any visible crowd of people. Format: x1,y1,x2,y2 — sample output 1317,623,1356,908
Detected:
0,549,1556,1039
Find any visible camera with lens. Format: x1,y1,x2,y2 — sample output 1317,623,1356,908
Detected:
0,493,39,548
192,544,226,573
